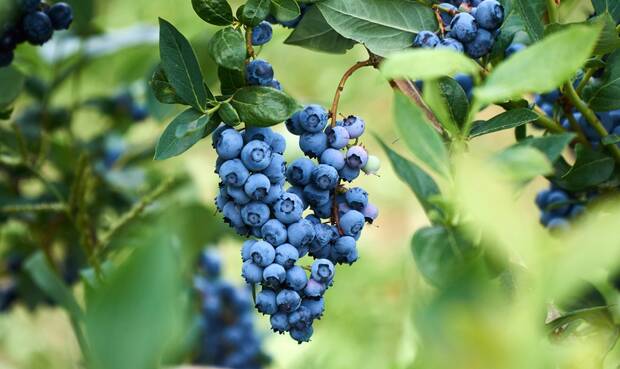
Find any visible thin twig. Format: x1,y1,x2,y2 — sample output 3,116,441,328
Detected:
0,202,67,213
329,59,374,127
389,79,444,134
245,26,255,61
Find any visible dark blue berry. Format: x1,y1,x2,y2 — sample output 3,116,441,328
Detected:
46,2,73,31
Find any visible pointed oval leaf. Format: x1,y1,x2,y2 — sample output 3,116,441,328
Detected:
381,49,480,81
241,0,272,27
231,86,299,126
207,27,247,72
285,5,356,54
192,0,234,26
270,0,300,22
469,108,539,138
155,108,215,160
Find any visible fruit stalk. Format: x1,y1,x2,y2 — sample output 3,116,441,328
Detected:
329,59,374,128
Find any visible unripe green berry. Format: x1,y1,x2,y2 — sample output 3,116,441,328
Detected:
362,155,380,174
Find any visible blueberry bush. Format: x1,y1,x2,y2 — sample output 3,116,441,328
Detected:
3,0,620,368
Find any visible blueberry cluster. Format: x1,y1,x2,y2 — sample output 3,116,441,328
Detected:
535,186,587,230
413,0,504,59
0,1,73,67
246,24,281,91
193,249,269,369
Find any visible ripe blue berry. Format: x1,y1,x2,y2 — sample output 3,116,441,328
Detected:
339,164,360,182
270,133,286,154
339,210,365,237
241,201,270,227
303,279,325,298
263,180,284,204
275,244,299,269
227,185,251,205
241,240,256,261
286,186,308,209
252,21,273,45
413,31,440,48
285,265,308,291
274,193,304,224
299,132,328,158
241,140,273,171
326,126,350,149
464,28,495,59
244,173,271,201
246,59,274,86
249,241,276,267
312,201,332,219
263,263,286,288
505,43,526,58
301,298,325,319
298,104,328,133
270,312,290,333
262,153,286,183
303,184,330,207
286,158,315,186
547,217,570,230
242,260,263,284
311,259,335,283
449,13,478,43
255,289,278,314
362,203,379,224
288,305,312,330
46,2,73,30
276,289,302,312
290,325,313,343
222,202,245,229
437,3,457,25
23,11,53,45
215,129,244,160
345,146,368,169
345,187,368,211
475,0,504,30
262,219,288,246
320,148,345,171
333,236,357,264
244,127,274,144
312,164,339,190
286,111,305,135
219,159,250,187
339,115,365,139
287,219,316,249
199,249,222,278
546,190,571,216
439,37,464,52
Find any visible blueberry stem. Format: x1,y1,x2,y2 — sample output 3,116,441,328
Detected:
563,82,620,163
244,26,255,61
576,67,597,96
328,59,374,128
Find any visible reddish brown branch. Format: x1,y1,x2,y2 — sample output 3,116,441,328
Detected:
389,79,444,133
329,59,374,128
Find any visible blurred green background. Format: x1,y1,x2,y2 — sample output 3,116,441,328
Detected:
0,1,606,369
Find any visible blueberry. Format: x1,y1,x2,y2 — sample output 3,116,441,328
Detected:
241,240,257,261
287,219,316,249
241,140,273,171
546,190,571,216
244,173,271,201
241,201,270,227
362,203,379,224
413,31,440,48
249,240,276,267
298,104,328,133
320,148,345,171
23,11,53,45
46,2,73,31
252,21,273,45
244,127,274,144
222,201,245,229
345,146,368,169
215,128,244,160
303,184,331,207
326,126,350,149
535,189,552,209
276,289,302,312
439,37,464,52
449,13,478,43
333,236,357,264
339,210,365,237
198,249,221,278
270,312,290,333
306,214,321,225
339,115,365,139
286,158,315,186
270,133,286,154
227,185,251,205
274,193,304,224
312,164,339,190
464,28,495,58
215,189,230,211
303,279,325,298
288,305,312,330
475,0,504,30
255,289,278,314
547,217,570,230
263,180,284,204
339,164,360,182
505,43,526,58
286,265,308,291
0,30,18,52
290,325,313,343
286,111,305,135
540,103,554,118
313,201,332,219
130,105,148,121
263,263,286,288
301,298,325,319
437,3,457,25
299,132,328,158
362,155,381,175
0,50,14,68
311,259,335,283
242,260,263,284
219,159,250,187
345,187,368,211
286,186,309,209
275,243,299,269
212,125,230,147
266,79,282,90
261,153,286,183
246,59,274,86
311,224,338,250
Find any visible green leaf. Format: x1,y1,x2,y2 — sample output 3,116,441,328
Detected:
592,0,620,23
411,226,479,288
376,135,441,215
424,78,470,136
207,27,247,72
0,66,24,111
469,108,539,138
558,145,615,190
381,49,480,81
317,0,437,56
590,13,620,56
218,66,246,96
155,108,215,160
158,18,208,112
24,252,83,319
191,0,234,25
231,86,299,126
492,145,553,182
270,0,300,22
241,0,272,27
475,24,602,105
602,134,620,145
393,92,450,178
514,133,575,163
586,49,620,111
284,5,356,54
149,66,186,105
513,0,546,42
217,102,241,126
